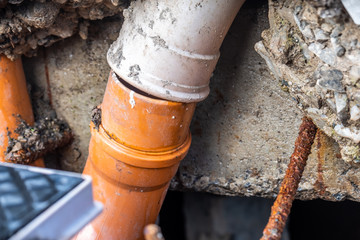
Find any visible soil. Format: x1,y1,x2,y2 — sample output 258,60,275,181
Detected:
91,106,102,130
0,0,129,60
5,115,72,164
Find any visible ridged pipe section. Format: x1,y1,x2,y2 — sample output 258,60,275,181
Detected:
75,72,196,240
108,0,245,102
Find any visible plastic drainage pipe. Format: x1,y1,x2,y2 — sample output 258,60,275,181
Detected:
0,55,44,167
75,72,196,240
107,0,245,103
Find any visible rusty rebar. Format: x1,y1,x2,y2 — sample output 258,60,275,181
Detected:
261,117,317,240
144,224,165,240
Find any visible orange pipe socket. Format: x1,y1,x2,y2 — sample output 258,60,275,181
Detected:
76,72,196,240
0,55,44,167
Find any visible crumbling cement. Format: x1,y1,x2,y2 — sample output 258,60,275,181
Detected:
170,1,360,202
255,0,360,164
0,0,128,60
6,115,72,164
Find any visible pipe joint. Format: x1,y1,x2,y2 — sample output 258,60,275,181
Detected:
107,0,245,102
88,122,190,187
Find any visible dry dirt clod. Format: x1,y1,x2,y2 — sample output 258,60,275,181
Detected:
5,115,73,164
0,0,130,59
91,105,102,130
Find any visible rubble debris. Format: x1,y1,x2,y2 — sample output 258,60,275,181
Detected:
5,115,73,164
0,0,129,59
91,106,102,131
255,0,360,163
261,117,317,240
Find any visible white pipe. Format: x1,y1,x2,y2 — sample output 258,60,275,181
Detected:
107,0,245,102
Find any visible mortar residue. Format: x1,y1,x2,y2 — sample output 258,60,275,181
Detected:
6,115,72,164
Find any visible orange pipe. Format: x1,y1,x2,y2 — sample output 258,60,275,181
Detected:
0,55,44,167
75,72,195,240
101,72,195,152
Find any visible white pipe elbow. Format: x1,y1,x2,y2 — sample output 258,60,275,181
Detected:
108,0,245,102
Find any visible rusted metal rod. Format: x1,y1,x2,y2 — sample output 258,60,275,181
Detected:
261,117,317,240
144,224,165,240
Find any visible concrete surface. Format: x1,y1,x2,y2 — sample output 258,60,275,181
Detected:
22,1,360,201
255,0,360,164
24,17,122,171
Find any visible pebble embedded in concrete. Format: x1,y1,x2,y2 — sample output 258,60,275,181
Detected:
257,0,360,165
316,69,344,92
314,28,329,42
350,66,360,83
321,23,333,33
330,25,345,38
309,43,337,66
350,105,360,121
335,124,360,143
301,25,315,40
334,92,349,122
335,45,346,57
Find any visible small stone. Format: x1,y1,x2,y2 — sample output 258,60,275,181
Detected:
335,124,360,143
331,37,340,45
335,45,346,57
309,42,324,52
353,91,360,105
301,25,315,40
326,98,337,112
318,7,342,19
347,49,360,63
330,25,345,38
12,142,22,152
335,92,349,123
350,66,360,82
316,69,344,92
309,43,337,66
294,5,302,15
254,41,282,81
350,105,360,121
78,21,89,40
321,23,333,33
300,42,311,60
314,28,329,42
350,39,359,50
